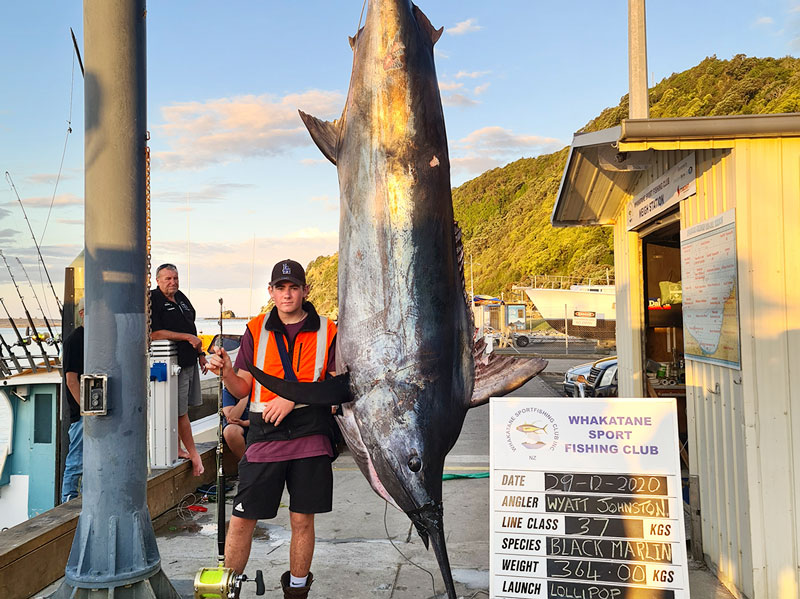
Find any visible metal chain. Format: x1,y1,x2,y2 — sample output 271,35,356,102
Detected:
145,142,152,352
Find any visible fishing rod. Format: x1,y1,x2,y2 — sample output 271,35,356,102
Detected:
4,172,64,316
0,251,52,372
70,27,84,78
0,297,37,373
0,334,16,377
16,257,60,352
193,297,265,599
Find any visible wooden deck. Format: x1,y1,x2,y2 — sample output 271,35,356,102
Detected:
0,443,219,599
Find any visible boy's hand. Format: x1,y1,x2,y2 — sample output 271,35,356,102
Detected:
262,397,295,426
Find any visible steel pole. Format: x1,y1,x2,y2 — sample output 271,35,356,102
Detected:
628,0,649,119
50,1,178,597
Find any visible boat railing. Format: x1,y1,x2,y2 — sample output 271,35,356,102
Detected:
513,273,615,290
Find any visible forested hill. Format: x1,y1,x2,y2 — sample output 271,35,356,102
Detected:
306,55,800,318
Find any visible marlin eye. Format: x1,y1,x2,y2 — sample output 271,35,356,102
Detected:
407,456,422,472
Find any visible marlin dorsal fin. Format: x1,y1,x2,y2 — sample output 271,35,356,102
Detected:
349,26,365,50
413,4,443,45
298,110,340,165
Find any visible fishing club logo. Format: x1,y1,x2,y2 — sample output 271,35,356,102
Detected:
505,407,559,453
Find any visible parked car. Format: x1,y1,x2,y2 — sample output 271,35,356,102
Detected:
563,361,593,396
582,356,619,397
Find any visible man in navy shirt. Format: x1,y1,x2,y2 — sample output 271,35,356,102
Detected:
150,263,206,476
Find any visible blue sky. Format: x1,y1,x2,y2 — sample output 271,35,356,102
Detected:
1,0,798,318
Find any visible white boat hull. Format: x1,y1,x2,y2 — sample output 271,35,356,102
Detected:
523,286,617,341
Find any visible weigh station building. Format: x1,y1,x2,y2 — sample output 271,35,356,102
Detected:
552,112,800,598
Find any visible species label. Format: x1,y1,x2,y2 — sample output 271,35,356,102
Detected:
490,398,688,598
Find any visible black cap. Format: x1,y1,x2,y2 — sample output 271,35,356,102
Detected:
270,259,306,286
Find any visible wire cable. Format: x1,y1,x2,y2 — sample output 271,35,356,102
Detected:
39,50,75,249
383,501,437,598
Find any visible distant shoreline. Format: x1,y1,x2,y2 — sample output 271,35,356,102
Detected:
5,318,62,329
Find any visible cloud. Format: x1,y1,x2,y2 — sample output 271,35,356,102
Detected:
310,195,339,213
0,207,11,220
455,70,490,79
56,219,84,225
439,81,464,91
457,126,562,154
300,158,330,166
26,173,73,185
149,228,338,316
792,5,800,13
449,127,565,179
474,83,490,95
754,16,774,25
0,228,18,240
442,93,479,107
153,183,254,205
153,90,345,171
450,155,503,176
4,193,84,208
448,19,482,36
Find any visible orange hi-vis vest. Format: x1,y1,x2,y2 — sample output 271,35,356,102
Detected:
246,311,336,413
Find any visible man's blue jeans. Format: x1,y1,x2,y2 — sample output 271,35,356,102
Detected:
61,418,83,502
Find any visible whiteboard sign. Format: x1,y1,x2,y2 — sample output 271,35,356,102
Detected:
680,209,740,369
490,398,689,599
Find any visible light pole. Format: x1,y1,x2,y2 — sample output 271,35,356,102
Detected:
50,1,179,597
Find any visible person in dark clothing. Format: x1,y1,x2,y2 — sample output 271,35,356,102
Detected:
207,259,337,599
61,297,84,502
222,387,249,461
150,263,206,476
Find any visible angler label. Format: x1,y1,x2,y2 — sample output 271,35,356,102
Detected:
489,398,688,599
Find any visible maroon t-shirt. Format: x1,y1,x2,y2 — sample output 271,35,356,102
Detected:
236,315,336,463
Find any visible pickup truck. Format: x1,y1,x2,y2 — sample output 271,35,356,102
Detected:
569,356,618,397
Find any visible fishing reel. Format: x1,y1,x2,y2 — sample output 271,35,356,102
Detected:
194,567,265,599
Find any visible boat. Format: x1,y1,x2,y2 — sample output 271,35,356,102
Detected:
518,284,617,341
0,333,63,529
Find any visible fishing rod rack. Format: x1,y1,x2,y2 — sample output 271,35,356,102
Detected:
0,324,61,379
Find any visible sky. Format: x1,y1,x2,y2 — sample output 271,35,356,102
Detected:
1,0,798,319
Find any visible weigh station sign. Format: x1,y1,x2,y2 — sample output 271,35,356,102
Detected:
489,398,688,599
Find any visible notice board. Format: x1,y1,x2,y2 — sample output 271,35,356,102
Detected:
680,208,741,369
490,398,688,598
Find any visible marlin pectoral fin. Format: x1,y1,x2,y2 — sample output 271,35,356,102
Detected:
245,362,352,406
412,5,443,45
298,110,340,165
469,339,548,408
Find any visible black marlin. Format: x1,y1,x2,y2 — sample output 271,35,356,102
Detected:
248,1,546,596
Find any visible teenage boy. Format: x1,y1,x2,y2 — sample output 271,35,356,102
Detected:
207,259,337,599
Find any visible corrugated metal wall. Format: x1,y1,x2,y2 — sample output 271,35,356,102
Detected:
682,148,754,599
729,138,800,599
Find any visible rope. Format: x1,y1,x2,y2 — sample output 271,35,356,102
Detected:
39,50,76,249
